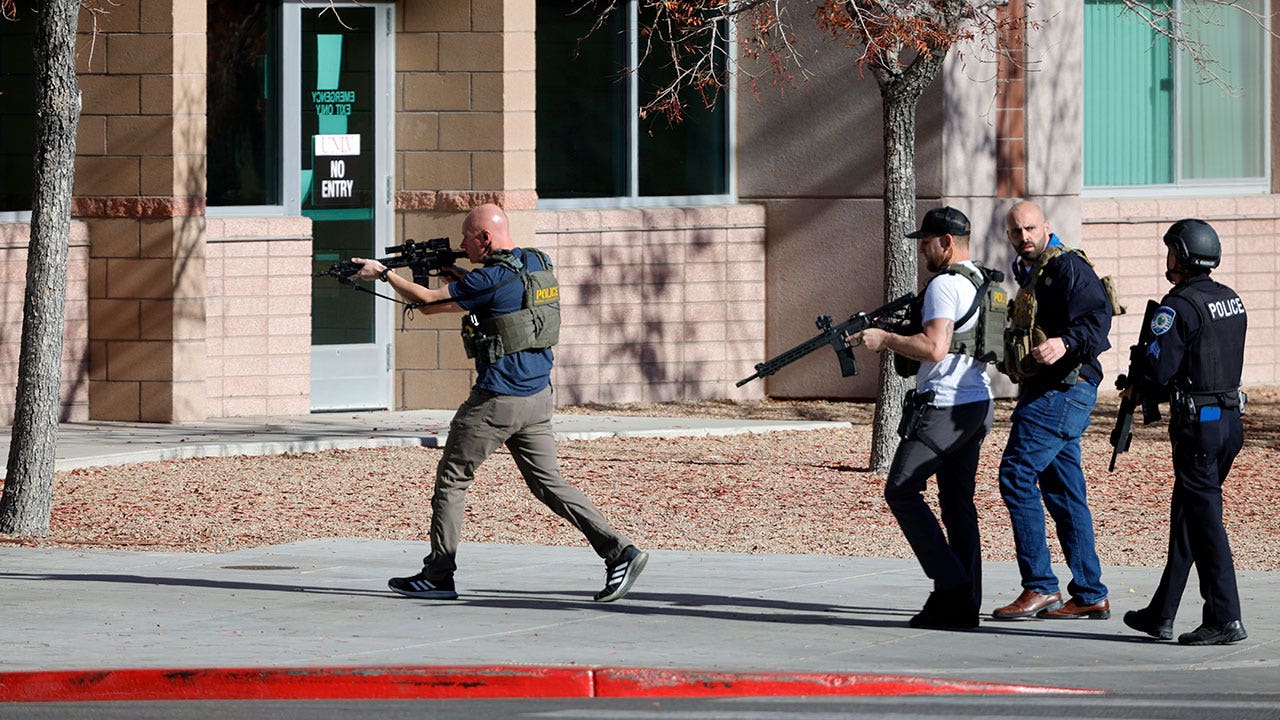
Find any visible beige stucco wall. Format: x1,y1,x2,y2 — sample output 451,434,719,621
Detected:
734,19,945,399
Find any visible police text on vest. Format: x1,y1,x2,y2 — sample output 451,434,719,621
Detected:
1207,297,1245,320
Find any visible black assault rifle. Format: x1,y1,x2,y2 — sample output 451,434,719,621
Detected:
1109,299,1164,471
315,237,464,287
736,293,916,387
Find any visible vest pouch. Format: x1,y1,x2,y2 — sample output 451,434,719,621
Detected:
1101,275,1127,316
893,352,921,378
461,314,504,363
1000,326,1046,383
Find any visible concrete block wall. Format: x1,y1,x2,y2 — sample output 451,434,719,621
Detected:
75,0,209,422
205,217,313,417
535,206,767,404
1081,197,1279,387
0,223,91,423
390,0,538,409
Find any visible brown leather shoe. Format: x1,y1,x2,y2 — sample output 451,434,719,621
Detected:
992,589,1063,619
1038,597,1111,620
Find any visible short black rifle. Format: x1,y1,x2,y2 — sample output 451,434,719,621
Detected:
1109,299,1164,471
314,237,464,308
736,293,916,387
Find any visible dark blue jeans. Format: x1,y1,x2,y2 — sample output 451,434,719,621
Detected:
998,380,1108,604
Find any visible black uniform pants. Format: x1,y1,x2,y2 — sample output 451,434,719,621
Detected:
1149,408,1244,625
884,400,994,608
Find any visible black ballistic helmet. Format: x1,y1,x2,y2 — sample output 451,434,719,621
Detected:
1163,218,1221,269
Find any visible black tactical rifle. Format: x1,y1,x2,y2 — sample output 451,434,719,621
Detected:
1109,299,1164,471
315,237,464,287
736,293,916,387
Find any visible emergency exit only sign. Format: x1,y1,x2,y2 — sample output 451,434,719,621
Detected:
313,134,361,207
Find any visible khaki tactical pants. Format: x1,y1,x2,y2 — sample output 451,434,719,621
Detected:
424,386,630,575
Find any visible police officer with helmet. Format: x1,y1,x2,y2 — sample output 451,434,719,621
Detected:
1123,218,1249,645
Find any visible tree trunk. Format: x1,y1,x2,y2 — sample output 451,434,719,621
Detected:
1,0,82,536
868,52,945,472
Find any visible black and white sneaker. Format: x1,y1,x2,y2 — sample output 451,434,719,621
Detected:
388,570,458,600
594,545,648,602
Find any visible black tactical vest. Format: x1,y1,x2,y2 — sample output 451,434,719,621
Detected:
1167,276,1247,394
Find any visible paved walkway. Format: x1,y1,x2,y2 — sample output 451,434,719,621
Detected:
1,540,1277,698
0,410,1277,701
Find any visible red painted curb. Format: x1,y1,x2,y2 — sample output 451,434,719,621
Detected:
0,666,593,703
594,667,1102,697
0,665,1102,703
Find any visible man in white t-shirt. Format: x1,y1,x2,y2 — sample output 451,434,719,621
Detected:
850,206,995,629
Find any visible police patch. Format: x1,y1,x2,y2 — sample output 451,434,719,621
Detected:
1151,306,1176,336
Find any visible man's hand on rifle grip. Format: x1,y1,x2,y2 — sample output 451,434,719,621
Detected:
350,257,387,282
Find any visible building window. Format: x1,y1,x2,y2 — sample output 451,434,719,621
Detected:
1084,0,1268,189
207,0,282,207
0,9,36,214
535,0,730,204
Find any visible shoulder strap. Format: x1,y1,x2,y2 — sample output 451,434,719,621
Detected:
932,264,987,328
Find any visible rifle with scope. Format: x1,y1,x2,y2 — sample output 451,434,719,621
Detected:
314,237,464,287
736,293,917,387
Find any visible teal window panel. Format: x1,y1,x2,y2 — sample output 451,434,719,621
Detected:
1179,0,1267,180
1084,0,1173,186
1084,0,1268,187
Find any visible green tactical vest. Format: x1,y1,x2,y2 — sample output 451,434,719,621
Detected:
460,248,561,363
893,264,1008,378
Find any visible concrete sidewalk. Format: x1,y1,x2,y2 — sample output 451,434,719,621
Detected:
1,411,1276,701
0,410,850,476
1,540,1277,697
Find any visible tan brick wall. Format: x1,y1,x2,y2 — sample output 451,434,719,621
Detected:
77,0,209,422
205,218,313,417
0,223,92,423
1081,197,1279,387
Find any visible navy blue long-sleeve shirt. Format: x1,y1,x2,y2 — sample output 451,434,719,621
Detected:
1023,249,1113,387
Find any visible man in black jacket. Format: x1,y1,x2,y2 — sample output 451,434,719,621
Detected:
992,200,1113,621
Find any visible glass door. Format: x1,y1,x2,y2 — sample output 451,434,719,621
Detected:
292,4,394,410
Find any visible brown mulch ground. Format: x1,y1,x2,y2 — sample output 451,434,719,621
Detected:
2,389,1278,573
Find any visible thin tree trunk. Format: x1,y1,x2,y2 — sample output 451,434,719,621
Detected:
869,52,945,473
1,0,82,536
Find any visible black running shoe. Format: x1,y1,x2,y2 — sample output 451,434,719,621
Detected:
594,546,648,602
388,570,458,600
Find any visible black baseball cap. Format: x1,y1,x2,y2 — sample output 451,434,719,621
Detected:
906,206,971,239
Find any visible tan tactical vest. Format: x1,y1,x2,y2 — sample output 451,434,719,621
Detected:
1000,246,1124,383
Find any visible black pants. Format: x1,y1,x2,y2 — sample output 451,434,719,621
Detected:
884,400,994,607
1149,408,1244,626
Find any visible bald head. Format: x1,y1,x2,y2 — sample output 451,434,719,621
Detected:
1005,200,1051,263
460,203,515,261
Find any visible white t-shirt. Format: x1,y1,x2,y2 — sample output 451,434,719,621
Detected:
915,261,993,407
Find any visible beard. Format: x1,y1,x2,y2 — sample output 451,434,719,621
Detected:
926,246,955,273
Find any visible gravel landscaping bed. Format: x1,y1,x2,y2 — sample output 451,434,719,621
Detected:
5,389,1278,573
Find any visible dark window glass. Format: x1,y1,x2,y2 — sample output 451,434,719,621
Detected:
536,0,728,200
207,0,281,206
536,0,628,199
636,7,728,198
0,8,37,211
